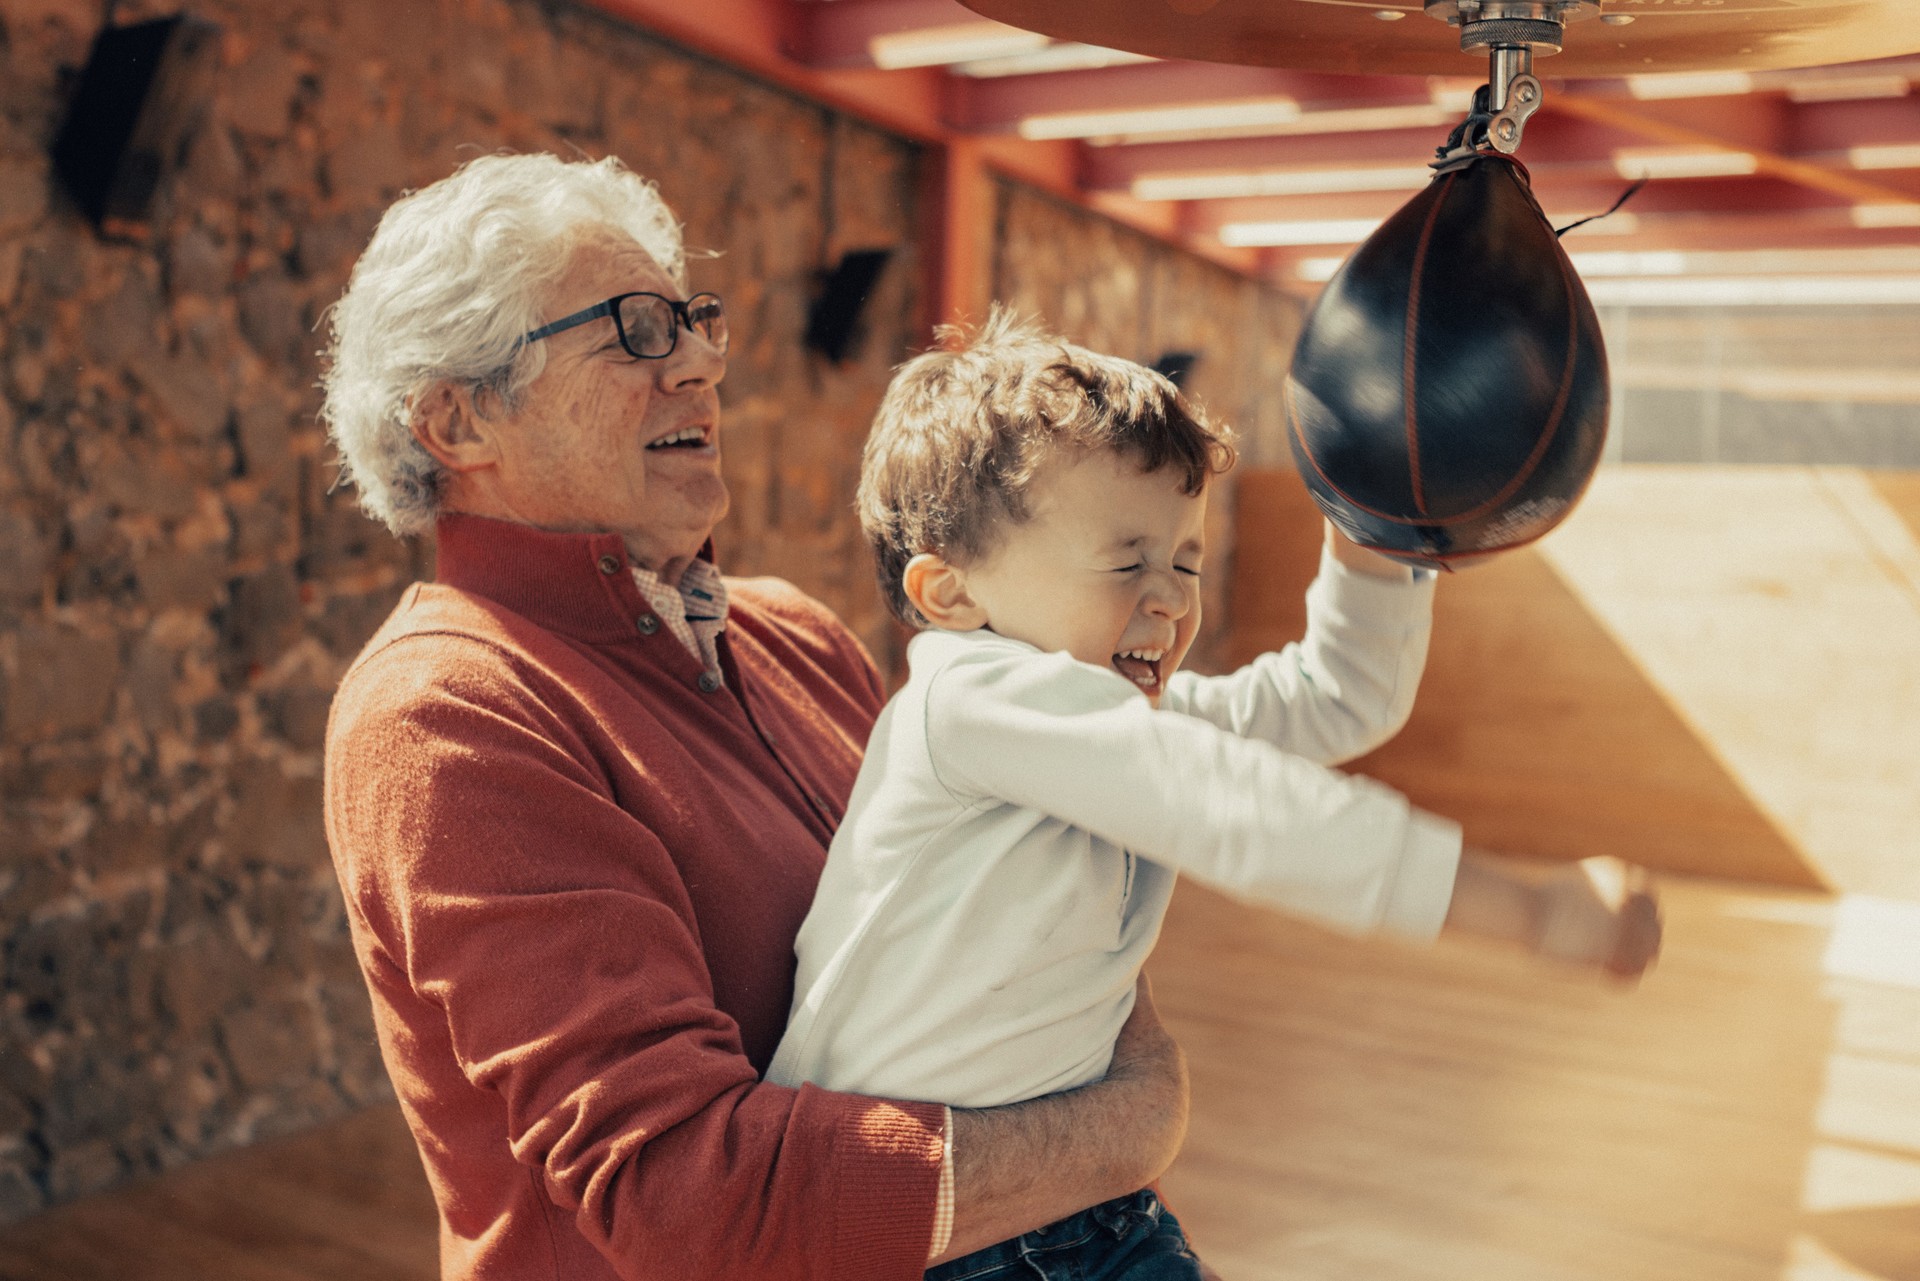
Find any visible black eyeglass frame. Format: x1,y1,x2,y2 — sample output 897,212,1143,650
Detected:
519,291,728,360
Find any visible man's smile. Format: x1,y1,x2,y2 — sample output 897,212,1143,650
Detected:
645,423,714,450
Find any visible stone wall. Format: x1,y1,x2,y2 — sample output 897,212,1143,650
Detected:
0,0,1299,1221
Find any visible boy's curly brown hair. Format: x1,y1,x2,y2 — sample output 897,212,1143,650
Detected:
858,308,1237,628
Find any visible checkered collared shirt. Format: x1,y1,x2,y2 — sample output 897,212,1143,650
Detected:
631,559,730,680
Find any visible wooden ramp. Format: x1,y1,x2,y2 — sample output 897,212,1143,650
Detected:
1231,464,1920,897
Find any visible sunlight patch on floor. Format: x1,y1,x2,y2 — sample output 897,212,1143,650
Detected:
1787,1235,1899,1280
1789,897,1920,1278
1801,1145,1920,1214
1824,897,1920,990
1536,467,1920,901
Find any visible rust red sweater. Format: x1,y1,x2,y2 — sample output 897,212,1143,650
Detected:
324,514,944,1281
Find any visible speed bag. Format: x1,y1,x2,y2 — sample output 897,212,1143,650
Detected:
1284,153,1609,570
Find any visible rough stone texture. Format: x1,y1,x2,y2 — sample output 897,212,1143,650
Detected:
0,0,1298,1223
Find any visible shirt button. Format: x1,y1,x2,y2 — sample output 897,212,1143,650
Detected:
697,671,722,693
637,615,660,635
597,554,621,575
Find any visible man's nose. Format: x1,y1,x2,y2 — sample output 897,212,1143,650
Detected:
660,329,726,389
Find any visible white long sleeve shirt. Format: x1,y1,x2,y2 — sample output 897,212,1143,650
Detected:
767,550,1462,1108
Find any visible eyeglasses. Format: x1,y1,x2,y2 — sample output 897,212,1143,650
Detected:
519,292,729,360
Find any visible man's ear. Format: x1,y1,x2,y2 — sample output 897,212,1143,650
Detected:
410,383,500,474
902,553,988,631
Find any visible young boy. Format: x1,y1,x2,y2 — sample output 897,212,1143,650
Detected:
767,312,1660,1279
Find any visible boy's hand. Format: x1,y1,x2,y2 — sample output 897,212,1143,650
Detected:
1446,848,1662,981
1323,519,1413,581
1535,857,1663,979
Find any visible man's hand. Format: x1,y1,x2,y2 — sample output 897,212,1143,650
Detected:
937,976,1189,1262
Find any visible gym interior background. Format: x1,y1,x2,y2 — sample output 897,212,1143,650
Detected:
0,0,1914,1277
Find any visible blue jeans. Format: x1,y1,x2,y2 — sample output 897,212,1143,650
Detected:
926,1189,1204,1281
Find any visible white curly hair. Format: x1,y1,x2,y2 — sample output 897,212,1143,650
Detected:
319,152,686,535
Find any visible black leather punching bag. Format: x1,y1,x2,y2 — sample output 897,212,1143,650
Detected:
1285,153,1608,570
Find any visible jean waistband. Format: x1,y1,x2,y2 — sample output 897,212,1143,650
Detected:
927,1188,1164,1281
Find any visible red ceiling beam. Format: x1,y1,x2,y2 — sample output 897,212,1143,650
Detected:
580,0,1266,283
1547,55,1920,100
585,0,949,141
788,0,1018,70
1079,111,1675,191
1783,95,1920,153
1547,93,1920,211
1082,96,1920,194
1186,174,1855,235
1251,206,1920,274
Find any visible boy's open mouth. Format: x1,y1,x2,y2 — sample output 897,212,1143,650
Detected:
1112,647,1165,693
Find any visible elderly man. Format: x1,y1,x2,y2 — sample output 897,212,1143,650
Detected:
320,153,1189,1281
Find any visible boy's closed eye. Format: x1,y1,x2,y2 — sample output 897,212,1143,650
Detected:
1108,561,1203,577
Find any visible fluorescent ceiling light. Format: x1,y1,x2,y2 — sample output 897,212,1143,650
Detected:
1132,164,1432,201
1786,74,1910,103
1219,218,1380,247
869,23,1049,70
1581,246,1920,277
954,43,1155,78
1019,97,1300,142
1613,147,1759,180
1849,144,1920,171
1570,251,1689,277
1852,204,1920,229
1584,275,1920,306
1627,71,1756,100
1263,103,1455,136
1428,82,1479,113
1054,102,1454,147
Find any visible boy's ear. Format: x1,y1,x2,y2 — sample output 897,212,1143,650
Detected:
411,383,501,474
903,553,988,631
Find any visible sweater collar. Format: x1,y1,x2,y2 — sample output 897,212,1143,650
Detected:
433,512,719,645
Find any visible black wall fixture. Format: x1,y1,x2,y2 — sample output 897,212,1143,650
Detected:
51,13,222,236
804,248,894,365
1151,351,1199,389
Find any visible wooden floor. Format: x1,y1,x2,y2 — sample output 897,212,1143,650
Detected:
1153,878,1920,1281
5,463,1916,1278
2,878,1916,1281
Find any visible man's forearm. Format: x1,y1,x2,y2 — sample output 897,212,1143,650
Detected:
931,979,1189,1263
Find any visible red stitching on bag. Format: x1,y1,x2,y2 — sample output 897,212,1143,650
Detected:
1403,171,1454,518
